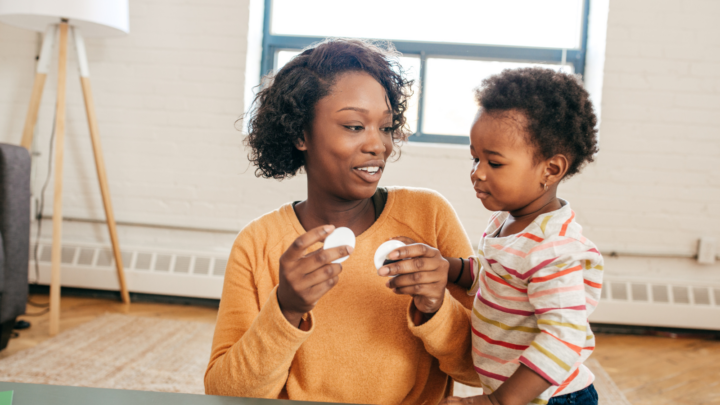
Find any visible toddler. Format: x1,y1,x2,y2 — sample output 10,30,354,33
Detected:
443,68,603,405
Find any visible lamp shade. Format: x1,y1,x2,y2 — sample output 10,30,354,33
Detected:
0,0,128,37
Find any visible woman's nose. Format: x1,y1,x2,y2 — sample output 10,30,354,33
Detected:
363,127,387,155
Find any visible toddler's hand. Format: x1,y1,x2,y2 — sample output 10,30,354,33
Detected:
377,242,448,315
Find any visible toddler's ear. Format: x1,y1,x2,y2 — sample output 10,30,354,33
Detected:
544,154,569,186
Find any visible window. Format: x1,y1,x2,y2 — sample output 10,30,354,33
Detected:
262,0,590,144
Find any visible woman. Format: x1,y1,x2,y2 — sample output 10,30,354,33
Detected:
205,39,478,404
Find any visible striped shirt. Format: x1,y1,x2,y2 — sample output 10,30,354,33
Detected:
468,200,603,405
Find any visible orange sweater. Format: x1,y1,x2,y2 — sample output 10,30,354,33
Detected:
205,187,480,404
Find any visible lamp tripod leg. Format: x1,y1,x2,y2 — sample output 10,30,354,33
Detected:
72,27,130,305
20,25,57,150
49,22,70,337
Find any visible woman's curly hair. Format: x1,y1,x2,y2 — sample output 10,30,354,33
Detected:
245,38,414,179
475,67,599,178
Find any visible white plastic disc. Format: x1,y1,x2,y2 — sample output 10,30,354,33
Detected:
323,227,356,263
374,240,406,270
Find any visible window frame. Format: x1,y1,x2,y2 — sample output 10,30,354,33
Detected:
260,0,591,145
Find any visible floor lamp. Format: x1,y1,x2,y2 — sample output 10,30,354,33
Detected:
0,0,131,336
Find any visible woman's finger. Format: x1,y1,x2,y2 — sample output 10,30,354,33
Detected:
378,255,438,277
391,280,443,296
282,225,335,264
302,262,343,290
303,245,353,267
305,273,341,303
387,243,434,261
387,270,442,289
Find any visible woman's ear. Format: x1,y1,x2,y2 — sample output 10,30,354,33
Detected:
295,131,308,151
544,154,569,187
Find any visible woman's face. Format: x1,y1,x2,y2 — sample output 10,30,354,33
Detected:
300,71,394,201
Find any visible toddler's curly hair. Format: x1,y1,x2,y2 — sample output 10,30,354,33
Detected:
245,38,413,180
475,67,599,178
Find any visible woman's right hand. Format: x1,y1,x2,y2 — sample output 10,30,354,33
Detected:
277,225,353,328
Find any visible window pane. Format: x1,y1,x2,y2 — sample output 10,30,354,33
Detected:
274,51,421,133
271,0,584,49
399,56,420,134
422,59,573,136
276,49,300,72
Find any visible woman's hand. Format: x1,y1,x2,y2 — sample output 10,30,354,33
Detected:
439,395,494,405
277,225,353,327
377,239,449,317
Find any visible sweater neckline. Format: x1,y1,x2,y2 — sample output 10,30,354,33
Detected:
282,187,396,243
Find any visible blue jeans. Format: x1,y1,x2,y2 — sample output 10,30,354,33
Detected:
548,384,598,405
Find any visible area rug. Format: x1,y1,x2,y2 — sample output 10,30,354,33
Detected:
0,314,212,394
0,314,631,404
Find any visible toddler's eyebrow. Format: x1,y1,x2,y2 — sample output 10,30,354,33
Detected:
484,149,505,158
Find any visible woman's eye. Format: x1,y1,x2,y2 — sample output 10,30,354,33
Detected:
344,125,364,131
381,126,393,133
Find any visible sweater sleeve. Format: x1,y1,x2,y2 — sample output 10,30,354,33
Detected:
408,290,481,387
408,188,480,387
204,227,313,398
518,238,600,386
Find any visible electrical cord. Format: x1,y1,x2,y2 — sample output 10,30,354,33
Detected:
26,106,57,309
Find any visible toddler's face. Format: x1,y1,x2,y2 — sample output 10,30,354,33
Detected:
469,109,546,213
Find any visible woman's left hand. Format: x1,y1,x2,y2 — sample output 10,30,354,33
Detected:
377,238,449,315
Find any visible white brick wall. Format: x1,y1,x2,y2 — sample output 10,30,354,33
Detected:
1,0,718,287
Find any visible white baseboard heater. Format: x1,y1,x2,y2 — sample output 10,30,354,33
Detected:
28,241,720,331
29,240,227,299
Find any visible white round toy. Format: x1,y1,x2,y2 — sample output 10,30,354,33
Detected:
374,240,406,270
323,227,356,263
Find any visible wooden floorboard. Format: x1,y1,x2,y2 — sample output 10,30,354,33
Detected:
593,334,720,404
3,295,720,403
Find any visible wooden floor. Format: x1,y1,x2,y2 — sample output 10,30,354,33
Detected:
4,295,720,404
594,334,720,405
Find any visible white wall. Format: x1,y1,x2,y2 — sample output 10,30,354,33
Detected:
1,0,718,288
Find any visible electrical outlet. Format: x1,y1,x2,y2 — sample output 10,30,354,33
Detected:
697,237,717,264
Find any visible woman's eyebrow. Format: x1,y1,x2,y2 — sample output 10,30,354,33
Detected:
336,106,392,114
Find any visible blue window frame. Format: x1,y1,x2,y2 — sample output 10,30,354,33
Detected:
260,0,591,145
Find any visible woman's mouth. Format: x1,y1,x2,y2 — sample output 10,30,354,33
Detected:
354,166,383,182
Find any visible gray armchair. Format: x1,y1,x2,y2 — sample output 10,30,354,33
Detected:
0,143,30,350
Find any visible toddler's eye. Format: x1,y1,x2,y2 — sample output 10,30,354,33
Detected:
489,162,503,168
